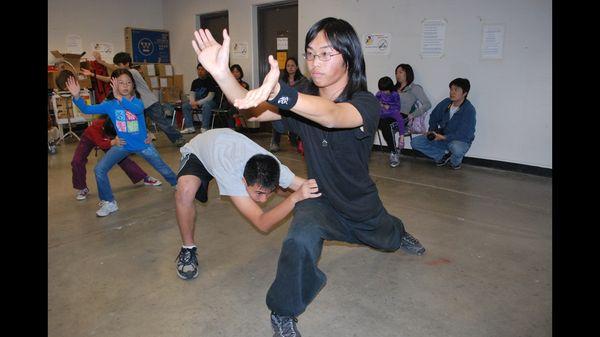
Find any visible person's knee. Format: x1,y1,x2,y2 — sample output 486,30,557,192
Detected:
71,157,85,168
175,181,198,205
449,141,468,155
411,135,426,149
94,164,107,176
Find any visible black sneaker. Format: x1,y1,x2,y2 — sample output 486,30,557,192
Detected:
176,247,199,280
399,232,426,255
174,138,186,147
271,312,301,337
436,152,451,166
449,162,462,170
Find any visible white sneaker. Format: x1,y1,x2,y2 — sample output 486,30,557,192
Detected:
75,188,89,200
143,176,162,186
96,200,118,217
389,151,401,168
181,127,196,134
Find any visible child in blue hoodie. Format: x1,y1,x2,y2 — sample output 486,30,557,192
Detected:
66,69,177,217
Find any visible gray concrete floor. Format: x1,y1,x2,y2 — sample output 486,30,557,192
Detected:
48,131,552,337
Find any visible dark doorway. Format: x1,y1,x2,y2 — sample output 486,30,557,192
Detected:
257,1,298,85
197,11,229,45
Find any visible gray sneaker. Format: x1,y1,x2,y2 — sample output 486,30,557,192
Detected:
269,143,280,153
176,247,199,280
271,312,301,337
96,200,118,217
399,232,426,255
389,151,400,167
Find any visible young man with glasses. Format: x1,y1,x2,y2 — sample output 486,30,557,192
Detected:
191,17,426,337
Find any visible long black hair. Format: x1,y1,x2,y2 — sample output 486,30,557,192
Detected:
106,68,141,100
304,17,367,102
394,64,414,91
280,57,304,82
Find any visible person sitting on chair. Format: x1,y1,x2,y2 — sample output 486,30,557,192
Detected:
181,63,218,134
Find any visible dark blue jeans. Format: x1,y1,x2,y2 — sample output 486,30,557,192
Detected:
266,198,406,316
145,102,183,143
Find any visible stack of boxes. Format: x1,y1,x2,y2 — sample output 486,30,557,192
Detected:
48,50,92,90
137,63,184,103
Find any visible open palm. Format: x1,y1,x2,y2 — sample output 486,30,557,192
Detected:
234,55,280,109
65,76,81,98
192,29,230,77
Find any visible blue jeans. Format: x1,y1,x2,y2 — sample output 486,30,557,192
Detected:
411,135,471,166
145,102,183,143
94,144,178,202
266,198,406,316
182,100,217,129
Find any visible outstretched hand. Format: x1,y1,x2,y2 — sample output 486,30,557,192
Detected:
233,55,281,109
109,77,122,101
292,179,321,203
191,28,231,79
65,76,81,99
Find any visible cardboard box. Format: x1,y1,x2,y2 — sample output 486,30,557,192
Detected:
148,76,160,89
49,50,92,89
159,76,173,88
138,63,157,77
173,74,184,92
160,87,182,103
156,64,173,76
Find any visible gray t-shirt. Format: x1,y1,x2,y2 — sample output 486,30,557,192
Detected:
180,128,294,196
129,68,159,108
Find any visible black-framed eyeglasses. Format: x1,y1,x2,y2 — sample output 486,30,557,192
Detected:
303,51,341,62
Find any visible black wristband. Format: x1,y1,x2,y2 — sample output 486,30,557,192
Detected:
267,81,299,110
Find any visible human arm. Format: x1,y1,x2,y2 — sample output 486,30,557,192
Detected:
234,57,364,129
80,68,111,83
66,76,107,114
229,177,320,233
192,29,284,123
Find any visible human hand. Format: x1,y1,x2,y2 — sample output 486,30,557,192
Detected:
145,132,153,144
191,101,199,109
111,136,126,146
65,76,81,99
81,68,93,77
233,55,280,109
191,28,231,80
110,77,122,100
292,179,321,203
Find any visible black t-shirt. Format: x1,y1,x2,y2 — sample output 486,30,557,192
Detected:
190,76,217,101
283,84,383,221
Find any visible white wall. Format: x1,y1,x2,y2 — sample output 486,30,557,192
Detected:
48,0,164,64
163,0,551,168
48,0,552,168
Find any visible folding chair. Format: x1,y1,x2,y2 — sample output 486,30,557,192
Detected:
211,91,230,129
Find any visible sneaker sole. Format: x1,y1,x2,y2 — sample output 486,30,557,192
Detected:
96,208,118,217
177,269,199,280
390,162,400,168
76,196,87,200
144,182,163,186
400,245,426,256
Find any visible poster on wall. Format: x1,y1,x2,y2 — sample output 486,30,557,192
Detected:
362,33,391,55
90,42,115,61
232,42,249,58
480,24,505,60
420,19,446,58
276,51,288,69
66,34,83,54
124,27,171,64
277,37,288,50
